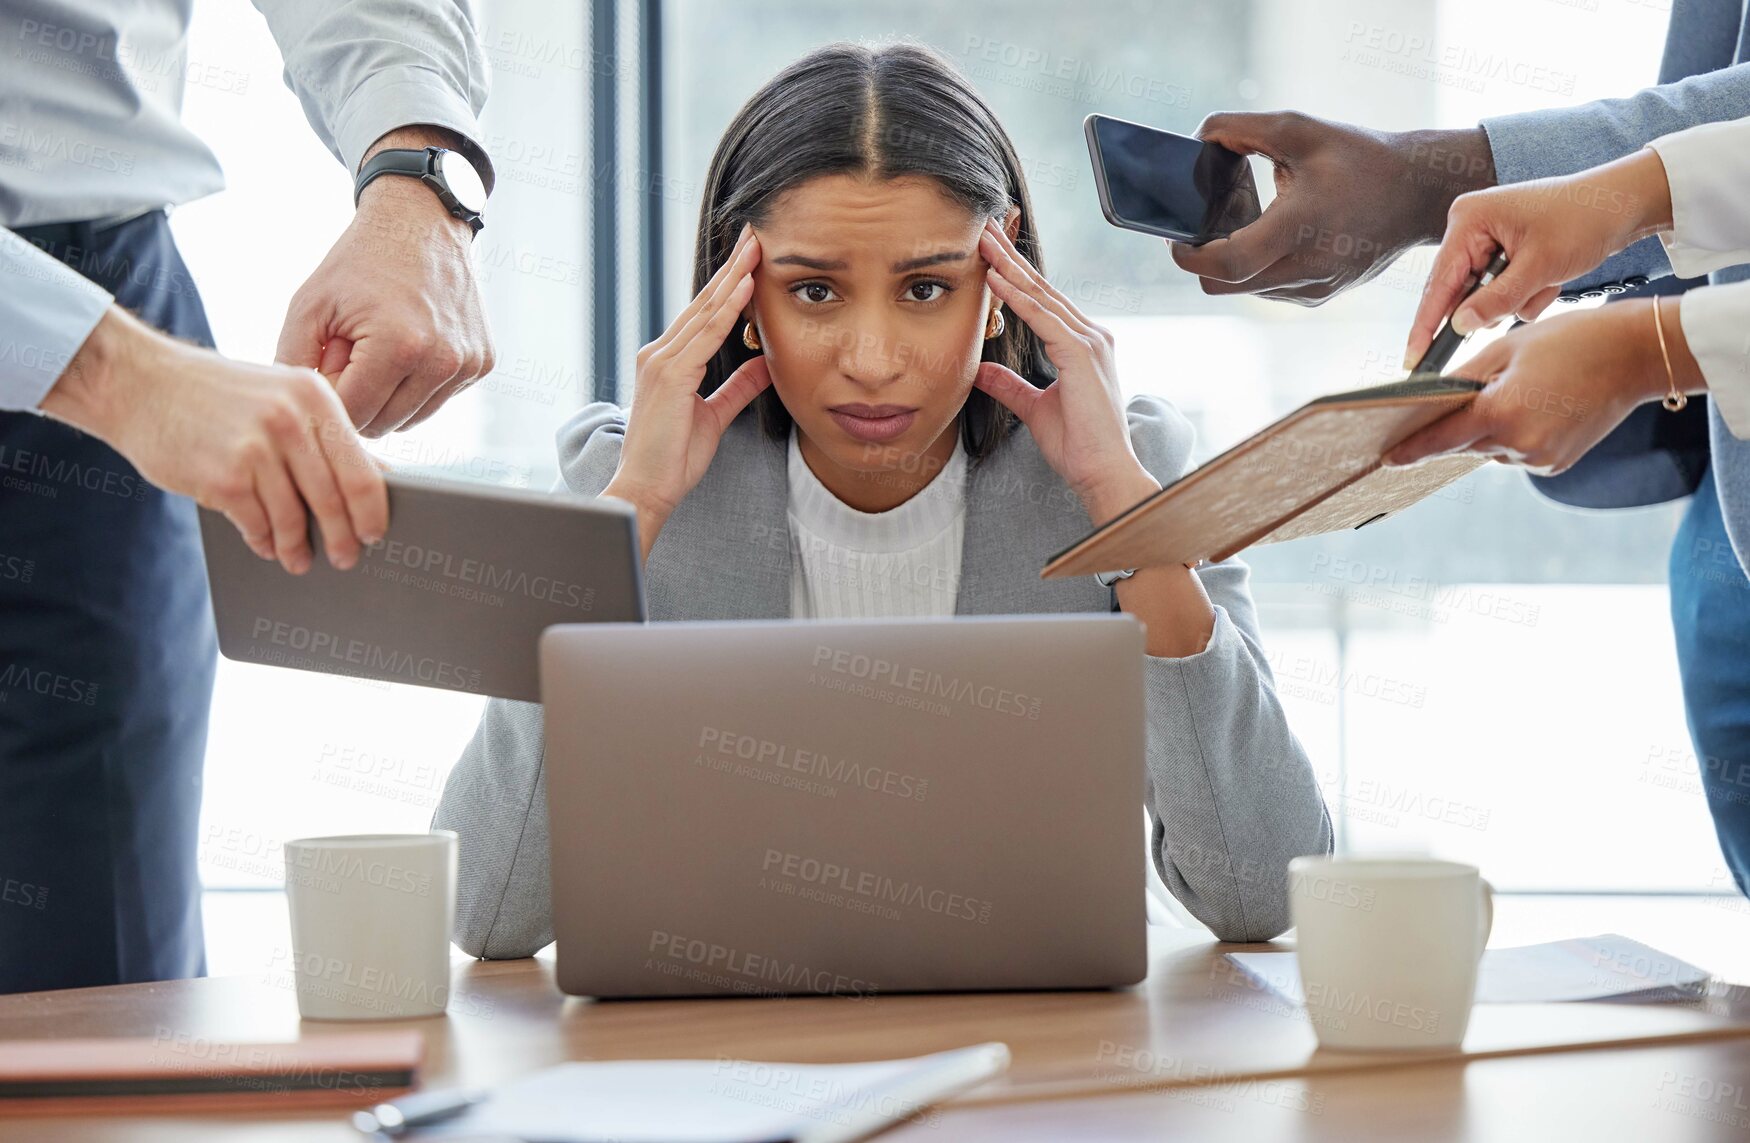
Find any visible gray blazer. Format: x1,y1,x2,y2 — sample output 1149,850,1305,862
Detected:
433,395,1333,954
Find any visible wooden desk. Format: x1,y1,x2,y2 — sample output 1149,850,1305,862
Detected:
4,928,1750,1141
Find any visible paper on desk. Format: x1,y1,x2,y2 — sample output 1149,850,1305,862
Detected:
1226,934,1709,1006
408,1041,1009,1143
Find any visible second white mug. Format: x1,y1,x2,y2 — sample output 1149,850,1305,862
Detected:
1289,856,1493,1052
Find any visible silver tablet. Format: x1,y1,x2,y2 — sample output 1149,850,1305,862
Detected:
200,475,644,700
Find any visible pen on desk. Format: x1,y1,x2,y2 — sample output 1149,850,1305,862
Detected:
1410,249,1510,377
352,1087,484,1137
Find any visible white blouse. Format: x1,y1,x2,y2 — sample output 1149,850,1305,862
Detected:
1647,118,1750,439
785,427,968,619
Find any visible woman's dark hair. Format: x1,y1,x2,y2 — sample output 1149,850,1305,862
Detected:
692,41,1054,462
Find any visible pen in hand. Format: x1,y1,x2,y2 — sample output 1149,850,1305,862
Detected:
1408,250,1510,377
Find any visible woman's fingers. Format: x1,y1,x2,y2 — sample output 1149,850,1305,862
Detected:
648,224,755,355
1518,284,1564,323
1450,257,1548,337
978,221,1096,336
986,267,1084,355
1405,228,1503,366
703,353,773,433
654,236,761,372
671,273,756,376
1381,406,1490,467
1384,333,1511,466
972,361,1044,424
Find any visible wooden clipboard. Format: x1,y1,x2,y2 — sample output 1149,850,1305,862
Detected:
1042,377,1487,578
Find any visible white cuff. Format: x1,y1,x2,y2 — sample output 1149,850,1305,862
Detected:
1648,121,1750,279
1681,283,1750,440
0,231,114,411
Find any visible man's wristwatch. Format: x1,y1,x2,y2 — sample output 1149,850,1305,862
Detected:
354,147,488,234
1094,567,1137,588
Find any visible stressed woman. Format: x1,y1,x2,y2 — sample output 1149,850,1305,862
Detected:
433,42,1331,953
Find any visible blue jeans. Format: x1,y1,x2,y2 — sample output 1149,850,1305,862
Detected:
1670,468,1750,897
0,212,217,992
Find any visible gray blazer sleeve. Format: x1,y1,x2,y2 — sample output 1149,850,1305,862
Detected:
433,403,626,959
1124,398,1333,942
432,697,553,958
1481,62,1750,291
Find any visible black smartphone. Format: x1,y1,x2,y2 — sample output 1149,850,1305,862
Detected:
1084,113,1262,245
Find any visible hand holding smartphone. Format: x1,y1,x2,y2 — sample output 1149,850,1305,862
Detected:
1084,113,1261,245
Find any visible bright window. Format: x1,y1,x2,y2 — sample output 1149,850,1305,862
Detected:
180,0,1722,951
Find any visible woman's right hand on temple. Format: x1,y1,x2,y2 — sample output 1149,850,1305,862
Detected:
602,223,771,556
1403,148,1675,368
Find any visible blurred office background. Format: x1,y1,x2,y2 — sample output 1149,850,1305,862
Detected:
174,0,1750,969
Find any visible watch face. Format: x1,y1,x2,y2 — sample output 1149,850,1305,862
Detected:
436,149,487,214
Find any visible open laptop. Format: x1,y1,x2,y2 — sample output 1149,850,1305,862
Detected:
540,614,1148,999
201,475,644,701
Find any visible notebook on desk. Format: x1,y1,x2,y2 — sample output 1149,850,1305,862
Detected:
1041,377,1486,578
0,1030,422,1116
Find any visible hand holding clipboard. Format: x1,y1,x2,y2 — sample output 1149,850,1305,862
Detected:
1041,252,1508,579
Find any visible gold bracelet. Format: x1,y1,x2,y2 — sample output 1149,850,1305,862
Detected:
1653,295,1687,412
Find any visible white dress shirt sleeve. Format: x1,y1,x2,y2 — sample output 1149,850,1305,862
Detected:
250,0,493,184
1680,280,1750,440
1647,117,1750,279
0,230,113,411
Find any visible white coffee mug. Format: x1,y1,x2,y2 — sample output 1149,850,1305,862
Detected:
282,831,458,1020
1288,856,1493,1052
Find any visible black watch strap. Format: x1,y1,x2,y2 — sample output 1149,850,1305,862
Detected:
355,147,486,234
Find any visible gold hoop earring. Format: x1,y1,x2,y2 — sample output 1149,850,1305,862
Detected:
742,321,761,351
984,308,1005,340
